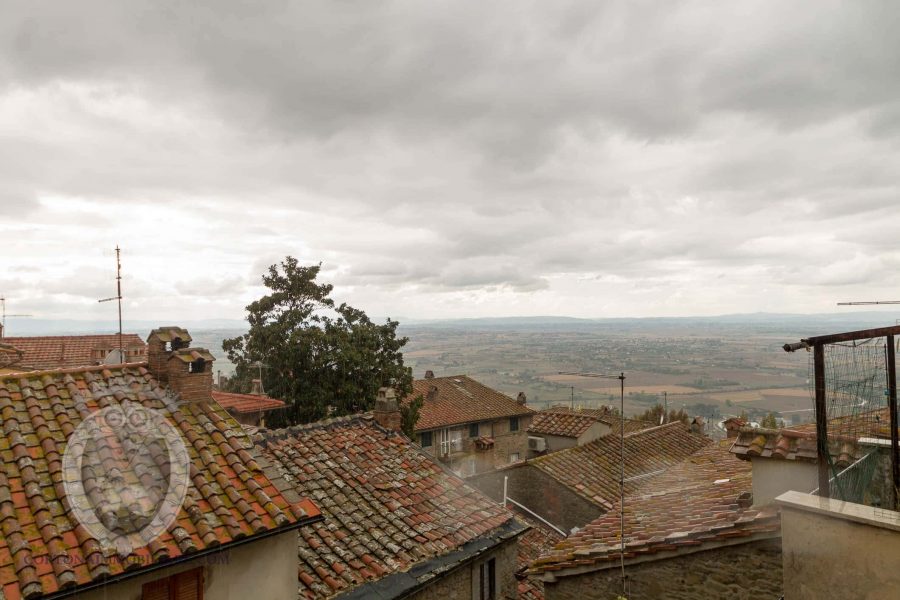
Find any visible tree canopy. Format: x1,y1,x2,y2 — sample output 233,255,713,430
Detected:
222,257,413,428
636,404,690,426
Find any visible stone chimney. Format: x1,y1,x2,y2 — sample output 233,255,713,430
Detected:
166,348,216,404
374,387,402,432
146,326,193,383
424,370,435,379
517,392,527,405
426,385,439,402
251,378,265,396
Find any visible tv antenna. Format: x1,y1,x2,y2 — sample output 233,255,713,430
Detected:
559,371,627,595
98,246,124,360
0,296,33,338
837,301,900,305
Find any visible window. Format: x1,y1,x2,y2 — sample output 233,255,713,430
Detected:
420,431,433,447
142,567,203,600
469,423,480,438
449,428,464,451
509,452,520,463
476,558,496,600
509,417,519,432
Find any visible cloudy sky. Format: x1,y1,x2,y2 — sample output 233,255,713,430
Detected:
2,1,900,323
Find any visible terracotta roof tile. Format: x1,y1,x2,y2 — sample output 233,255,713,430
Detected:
515,515,563,600
1,335,146,371
529,442,780,575
528,411,598,438
0,364,319,600
542,406,653,435
729,408,890,466
407,375,533,431
211,391,286,415
256,414,517,599
531,422,710,509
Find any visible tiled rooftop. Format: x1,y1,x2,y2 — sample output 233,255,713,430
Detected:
409,375,534,431
531,422,710,509
1,334,147,371
529,442,780,576
729,408,890,467
515,514,563,600
256,414,519,599
528,411,598,438
0,364,318,600
211,390,286,415
542,406,653,436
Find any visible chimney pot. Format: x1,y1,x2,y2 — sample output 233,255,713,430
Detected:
426,385,438,402
424,370,435,379
251,378,265,396
517,392,527,405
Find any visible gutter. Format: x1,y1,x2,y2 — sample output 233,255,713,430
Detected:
337,518,528,600
41,513,324,600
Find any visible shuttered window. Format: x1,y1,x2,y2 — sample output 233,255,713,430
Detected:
142,568,204,600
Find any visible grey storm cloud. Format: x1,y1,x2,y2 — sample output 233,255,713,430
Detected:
2,1,900,319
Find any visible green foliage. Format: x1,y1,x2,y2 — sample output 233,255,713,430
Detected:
636,404,689,425
401,394,424,439
223,257,413,427
761,412,779,429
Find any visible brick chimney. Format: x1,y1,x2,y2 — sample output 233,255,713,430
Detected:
424,370,435,379
146,326,193,383
517,392,527,405
373,387,402,432
166,348,215,404
426,385,439,402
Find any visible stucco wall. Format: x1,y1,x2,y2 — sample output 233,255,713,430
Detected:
779,491,900,600
468,464,602,533
541,539,782,600
73,530,298,600
408,537,520,600
752,459,818,506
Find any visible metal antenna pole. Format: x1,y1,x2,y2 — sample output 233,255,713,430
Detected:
618,371,626,593
0,296,33,338
98,246,124,361
571,386,575,410
558,370,628,593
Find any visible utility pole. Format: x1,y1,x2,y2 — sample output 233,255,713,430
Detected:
98,246,124,361
663,391,668,423
570,386,575,410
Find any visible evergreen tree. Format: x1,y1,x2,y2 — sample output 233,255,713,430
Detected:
223,257,413,427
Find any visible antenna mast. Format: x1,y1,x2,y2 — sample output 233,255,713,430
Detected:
0,296,33,338
98,246,124,360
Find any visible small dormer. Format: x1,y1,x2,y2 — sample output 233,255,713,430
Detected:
147,326,194,381
167,348,216,404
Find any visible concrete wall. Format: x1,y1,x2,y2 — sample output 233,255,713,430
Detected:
74,530,298,600
408,537,519,600
468,463,602,533
541,539,782,600
752,459,818,506
779,490,900,600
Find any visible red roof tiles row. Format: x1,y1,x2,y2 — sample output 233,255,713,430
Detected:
0,364,318,600
1,334,146,371
408,375,533,431
256,415,518,599
211,390,286,415
531,422,710,509
529,442,780,576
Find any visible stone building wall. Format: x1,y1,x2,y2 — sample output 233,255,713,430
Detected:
468,464,602,532
541,538,782,600
408,537,520,600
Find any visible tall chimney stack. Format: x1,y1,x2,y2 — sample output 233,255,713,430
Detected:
373,387,402,433
147,326,193,383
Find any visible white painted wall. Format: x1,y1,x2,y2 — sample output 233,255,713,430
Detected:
752,459,818,506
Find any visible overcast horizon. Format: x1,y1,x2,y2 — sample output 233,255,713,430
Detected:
3,2,900,322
